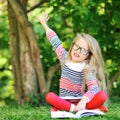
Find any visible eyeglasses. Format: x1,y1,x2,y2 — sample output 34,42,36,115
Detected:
72,43,90,55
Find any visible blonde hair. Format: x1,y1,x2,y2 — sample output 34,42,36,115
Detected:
63,33,107,91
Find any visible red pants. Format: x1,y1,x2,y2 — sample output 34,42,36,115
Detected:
46,91,108,112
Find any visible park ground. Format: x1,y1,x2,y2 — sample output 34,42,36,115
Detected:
0,97,120,120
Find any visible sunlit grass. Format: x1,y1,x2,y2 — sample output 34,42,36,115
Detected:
0,98,120,120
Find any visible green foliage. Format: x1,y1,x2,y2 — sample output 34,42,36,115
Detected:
0,56,14,106
0,12,9,50
111,77,120,97
28,93,46,107
0,0,120,105
0,2,14,105
50,70,61,95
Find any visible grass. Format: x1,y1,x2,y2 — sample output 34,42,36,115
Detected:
0,98,120,120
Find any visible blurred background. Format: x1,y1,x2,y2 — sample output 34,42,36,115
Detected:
0,0,120,106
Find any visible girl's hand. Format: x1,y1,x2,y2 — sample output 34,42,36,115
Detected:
74,98,88,112
38,11,50,31
38,11,49,24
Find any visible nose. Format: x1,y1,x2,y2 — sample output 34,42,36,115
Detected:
75,48,81,54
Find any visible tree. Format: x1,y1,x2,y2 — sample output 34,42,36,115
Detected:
7,0,47,103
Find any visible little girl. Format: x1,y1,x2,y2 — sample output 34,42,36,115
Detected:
38,12,108,112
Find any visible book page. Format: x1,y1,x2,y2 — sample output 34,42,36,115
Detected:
76,109,105,118
51,111,76,118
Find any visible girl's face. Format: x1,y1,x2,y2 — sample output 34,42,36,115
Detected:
70,38,90,63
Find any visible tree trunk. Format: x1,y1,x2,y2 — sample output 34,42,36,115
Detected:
7,0,46,103
8,2,24,104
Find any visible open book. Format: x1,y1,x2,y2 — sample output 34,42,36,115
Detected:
51,109,105,118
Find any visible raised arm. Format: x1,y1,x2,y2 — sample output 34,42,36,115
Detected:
38,11,67,62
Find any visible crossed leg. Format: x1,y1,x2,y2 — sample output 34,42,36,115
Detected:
46,91,108,112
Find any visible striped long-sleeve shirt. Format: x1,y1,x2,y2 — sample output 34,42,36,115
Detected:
46,29,100,102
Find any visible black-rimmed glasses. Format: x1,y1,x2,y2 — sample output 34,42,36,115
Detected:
72,43,90,55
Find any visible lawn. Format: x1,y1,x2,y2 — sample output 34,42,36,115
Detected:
0,98,120,120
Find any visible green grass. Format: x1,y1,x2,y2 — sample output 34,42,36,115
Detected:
0,98,120,120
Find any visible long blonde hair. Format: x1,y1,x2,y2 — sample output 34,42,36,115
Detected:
62,33,107,91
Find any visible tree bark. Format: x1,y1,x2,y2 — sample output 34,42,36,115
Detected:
8,2,24,103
